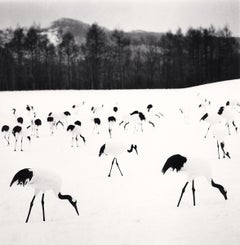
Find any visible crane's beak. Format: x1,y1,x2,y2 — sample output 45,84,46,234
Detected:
71,200,79,216
134,145,138,155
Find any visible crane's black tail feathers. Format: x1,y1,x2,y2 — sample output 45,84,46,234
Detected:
211,179,228,200
162,154,187,174
58,192,79,215
99,144,106,157
200,113,208,121
10,168,33,187
67,125,75,131
1,125,9,132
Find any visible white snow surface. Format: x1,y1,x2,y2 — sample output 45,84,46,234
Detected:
1,79,240,245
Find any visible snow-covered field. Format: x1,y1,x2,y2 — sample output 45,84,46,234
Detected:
1,79,240,245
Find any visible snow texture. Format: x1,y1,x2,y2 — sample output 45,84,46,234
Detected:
1,79,240,245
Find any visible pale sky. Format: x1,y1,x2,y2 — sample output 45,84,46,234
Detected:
0,0,239,36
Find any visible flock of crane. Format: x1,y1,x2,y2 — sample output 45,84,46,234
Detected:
1,93,240,222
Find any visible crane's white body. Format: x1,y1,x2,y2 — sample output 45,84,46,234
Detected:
221,106,236,122
50,111,71,127
70,125,82,136
201,105,223,125
211,121,228,141
102,139,132,156
28,168,62,195
181,156,212,182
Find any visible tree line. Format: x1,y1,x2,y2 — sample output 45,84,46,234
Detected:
0,23,239,90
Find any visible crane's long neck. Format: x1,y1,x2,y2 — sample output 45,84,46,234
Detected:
58,192,79,215
211,179,227,200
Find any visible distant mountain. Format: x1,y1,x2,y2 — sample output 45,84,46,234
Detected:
126,30,164,44
43,17,164,45
43,18,90,45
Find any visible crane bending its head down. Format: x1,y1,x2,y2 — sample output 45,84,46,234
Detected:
10,168,79,222
99,141,138,177
162,154,227,207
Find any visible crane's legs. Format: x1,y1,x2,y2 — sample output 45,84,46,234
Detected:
75,136,79,147
217,140,220,159
3,135,10,145
20,138,23,151
108,128,112,138
14,138,17,151
36,128,39,138
232,121,238,132
177,182,189,207
41,193,45,221
71,136,74,147
108,158,115,177
26,195,36,223
108,158,123,177
204,125,211,138
115,159,123,176
227,123,231,135
192,180,196,206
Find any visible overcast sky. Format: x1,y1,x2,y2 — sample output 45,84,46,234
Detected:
0,0,239,36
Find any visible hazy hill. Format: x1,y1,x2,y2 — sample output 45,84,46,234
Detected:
42,18,90,44
44,17,164,45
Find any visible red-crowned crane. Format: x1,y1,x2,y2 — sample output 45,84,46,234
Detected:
66,120,86,147
99,140,138,177
12,125,31,151
1,125,11,145
162,154,227,207
10,168,79,223
218,105,238,135
107,116,116,138
93,117,101,134
211,121,231,159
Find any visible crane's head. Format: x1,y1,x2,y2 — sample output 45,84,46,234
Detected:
70,199,79,216
58,193,79,216
12,108,16,115
127,144,138,155
147,104,153,112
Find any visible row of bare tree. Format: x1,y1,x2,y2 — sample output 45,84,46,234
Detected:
0,23,239,90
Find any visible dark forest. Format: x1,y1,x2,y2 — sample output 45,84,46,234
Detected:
0,21,239,90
